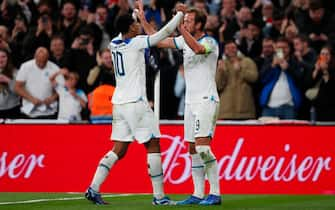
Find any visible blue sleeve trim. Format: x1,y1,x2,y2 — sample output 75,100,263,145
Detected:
173,38,179,49
146,36,150,48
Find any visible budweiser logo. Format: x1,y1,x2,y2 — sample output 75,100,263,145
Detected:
0,152,45,179
161,135,332,183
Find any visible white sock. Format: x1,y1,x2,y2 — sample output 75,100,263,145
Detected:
147,153,165,199
90,151,118,192
196,146,220,196
191,153,205,198
206,157,220,195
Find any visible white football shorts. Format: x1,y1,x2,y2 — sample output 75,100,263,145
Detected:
111,100,160,144
184,99,219,142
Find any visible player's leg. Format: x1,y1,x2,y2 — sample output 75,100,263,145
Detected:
86,104,133,205
86,141,130,205
176,103,205,205
195,137,221,205
144,138,169,205
89,141,129,192
136,101,171,205
194,100,221,205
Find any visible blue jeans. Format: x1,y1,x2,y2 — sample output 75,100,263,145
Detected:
262,104,297,119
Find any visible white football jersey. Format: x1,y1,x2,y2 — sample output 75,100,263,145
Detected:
109,35,150,104
173,35,219,104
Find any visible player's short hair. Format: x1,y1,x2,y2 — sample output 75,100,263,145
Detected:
187,8,207,31
115,14,135,34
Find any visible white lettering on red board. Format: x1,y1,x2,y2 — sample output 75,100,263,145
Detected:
0,152,45,179
161,136,332,183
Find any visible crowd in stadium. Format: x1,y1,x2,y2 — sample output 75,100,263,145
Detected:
0,0,335,122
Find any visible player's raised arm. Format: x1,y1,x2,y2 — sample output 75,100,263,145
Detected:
136,0,185,48
179,23,206,54
136,0,155,35
178,9,210,55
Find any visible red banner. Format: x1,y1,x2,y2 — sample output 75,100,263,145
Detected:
0,124,334,194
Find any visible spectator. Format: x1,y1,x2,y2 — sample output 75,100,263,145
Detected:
14,47,60,119
298,0,335,52
66,26,97,94
263,10,284,39
309,46,335,121
259,37,303,119
283,21,299,44
145,0,166,29
50,69,87,121
238,20,263,59
0,48,21,119
107,0,133,38
49,35,70,68
292,34,317,120
193,0,209,14
255,37,275,70
87,48,115,92
216,41,258,120
254,37,275,117
174,65,185,119
9,14,28,67
92,4,112,50
293,35,317,78
0,25,11,52
284,0,309,29
87,83,115,124
219,0,239,41
205,15,220,40
22,13,55,58
56,1,85,49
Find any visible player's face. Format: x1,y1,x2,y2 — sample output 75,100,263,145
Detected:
184,13,196,34
129,21,141,36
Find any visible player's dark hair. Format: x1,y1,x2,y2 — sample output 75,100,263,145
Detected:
187,8,207,31
115,14,135,34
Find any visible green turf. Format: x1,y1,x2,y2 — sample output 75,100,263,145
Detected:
0,193,334,210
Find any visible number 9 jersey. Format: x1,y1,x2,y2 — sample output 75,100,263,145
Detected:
109,34,150,105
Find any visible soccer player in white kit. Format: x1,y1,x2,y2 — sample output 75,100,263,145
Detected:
85,10,184,205
138,3,221,205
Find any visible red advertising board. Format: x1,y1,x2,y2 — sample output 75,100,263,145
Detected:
0,124,334,194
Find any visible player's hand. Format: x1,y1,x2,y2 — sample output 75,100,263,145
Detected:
178,22,186,33
134,0,145,21
175,3,187,14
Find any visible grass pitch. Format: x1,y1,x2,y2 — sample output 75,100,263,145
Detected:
0,193,334,210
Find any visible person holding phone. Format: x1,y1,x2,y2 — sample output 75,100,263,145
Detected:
22,13,54,58
310,45,335,121
259,37,303,119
